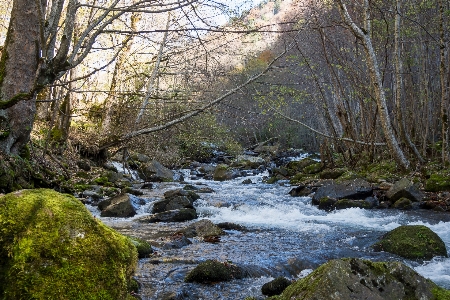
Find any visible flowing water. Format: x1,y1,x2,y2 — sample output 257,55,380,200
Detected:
88,168,450,300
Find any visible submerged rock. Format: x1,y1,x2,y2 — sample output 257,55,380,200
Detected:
278,258,450,300
373,225,448,259
184,260,244,283
0,189,137,299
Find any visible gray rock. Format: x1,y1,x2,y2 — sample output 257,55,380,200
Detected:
102,162,118,172
393,197,413,210
261,277,291,296
178,219,225,238
138,160,174,182
289,185,312,197
312,179,373,205
137,209,198,223
280,258,446,300
162,235,192,249
213,164,233,181
386,178,425,202
99,193,137,218
151,196,193,214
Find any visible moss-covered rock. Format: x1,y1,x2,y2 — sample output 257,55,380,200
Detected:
184,259,243,283
129,236,153,258
0,189,138,299
425,173,450,192
178,219,225,238
319,168,346,179
303,163,323,174
373,225,448,259
276,258,450,300
213,164,233,181
392,197,413,210
286,158,316,172
334,199,371,210
261,277,291,296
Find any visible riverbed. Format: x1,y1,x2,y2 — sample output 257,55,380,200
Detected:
88,169,450,299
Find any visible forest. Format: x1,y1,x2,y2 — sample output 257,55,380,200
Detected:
1,0,450,299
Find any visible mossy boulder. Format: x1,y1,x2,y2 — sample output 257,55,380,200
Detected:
184,259,244,283
276,258,450,300
129,236,153,258
392,197,413,210
303,163,323,174
178,219,225,238
261,276,291,296
0,189,138,299
213,164,233,181
319,168,346,179
286,158,316,172
334,199,371,210
425,173,450,192
373,225,448,259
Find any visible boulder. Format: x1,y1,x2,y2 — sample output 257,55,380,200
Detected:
184,260,244,283
162,234,192,249
425,173,450,192
392,197,413,210
386,178,425,202
286,158,316,172
0,189,137,299
242,179,253,184
178,219,225,238
373,225,448,259
213,164,233,181
98,193,142,217
334,199,371,210
152,196,193,214
278,258,449,300
312,179,373,205
129,236,153,258
217,222,248,231
138,160,174,182
164,188,200,202
289,185,312,197
261,277,292,296
303,162,323,174
319,168,346,179
137,208,198,223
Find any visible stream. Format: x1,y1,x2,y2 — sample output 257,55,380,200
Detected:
88,168,450,300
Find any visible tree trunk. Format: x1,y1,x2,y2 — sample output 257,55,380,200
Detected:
438,0,449,164
336,0,410,170
0,0,41,155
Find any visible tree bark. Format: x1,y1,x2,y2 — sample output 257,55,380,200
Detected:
336,0,410,170
438,0,449,164
0,0,40,155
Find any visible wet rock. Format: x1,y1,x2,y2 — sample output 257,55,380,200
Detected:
261,276,291,296
318,196,337,211
129,236,153,258
138,160,174,182
278,258,449,300
334,199,371,210
152,196,194,214
319,168,346,179
386,178,425,202
164,188,200,202
217,222,248,231
242,179,253,184
162,234,192,249
289,185,312,197
102,161,118,172
303,162,323,174
137,209,198,223
373,225,448,259
141,182,153,189
393,197,413,210
213,164,233,181
312,179,373,205
197,187,215,193
184,260,244,283
178,219,225,238
98,193,139,217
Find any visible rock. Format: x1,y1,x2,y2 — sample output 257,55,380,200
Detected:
286,158,317,172
242,179,253,184
98,193,140,217
141,182,153,189
152,196,194,214
312,179,373,205
217,222,248,231
102,161,118,172
393,197,413,210
162,234,192,249
77,159,91,171
235,155,265,168
129,236,153,258
0,189,137,299
137,208,198,223
138,160,174,182
278,258,449,300
164,188,200,202
261,277,291,296
334,199,371,210
318,196,337,211
178,219,225,238
184,260,244,283
386,178,425,202
289,185,312,197
197,187,215,193
425,173,450,192
303,162,323,174
213,164,233,181
373,225,448,259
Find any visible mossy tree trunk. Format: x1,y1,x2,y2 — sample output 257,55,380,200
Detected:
0,0,41,155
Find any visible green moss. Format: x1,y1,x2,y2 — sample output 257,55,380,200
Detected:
432,286,450,299
185,259,242,283
303,163,323,174
425,173,450,192
265,176,279,184
94,176,111,186
0,189,138,299
334,199,370,210
373,225,448,259
128,236,153,258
